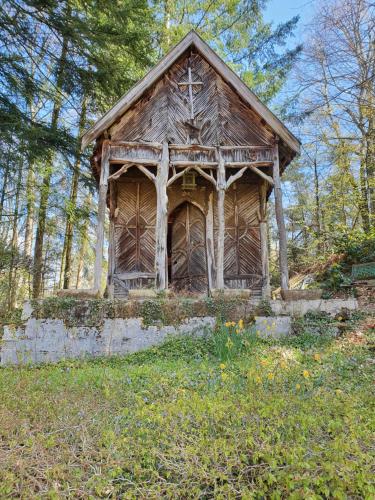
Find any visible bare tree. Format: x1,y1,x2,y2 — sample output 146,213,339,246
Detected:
296,0,374,230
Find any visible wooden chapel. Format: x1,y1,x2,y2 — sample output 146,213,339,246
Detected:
82,31,300,298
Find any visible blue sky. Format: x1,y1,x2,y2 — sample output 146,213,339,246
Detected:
264,0,316,38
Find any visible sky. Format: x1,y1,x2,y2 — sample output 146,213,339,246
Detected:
264,0,316,39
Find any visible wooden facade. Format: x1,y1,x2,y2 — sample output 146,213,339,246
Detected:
83,31,300,297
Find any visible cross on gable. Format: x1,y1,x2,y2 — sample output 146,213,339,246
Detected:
177,66,203,119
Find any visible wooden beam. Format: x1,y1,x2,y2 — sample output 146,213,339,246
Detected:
273,140,289,291
114,272,155,280
170,160,218,167
191,166,217,187
169,144,216,151
137,165,156,183
226,166,248,190
220,145,273,151
258,182,270,298
216,150,226,289
109,158,158,166
110,140,162,149
249,165,274,185
108,164,130,181
167,166,192,187
155,142,169,290
94,141,110,292
225,161,272,168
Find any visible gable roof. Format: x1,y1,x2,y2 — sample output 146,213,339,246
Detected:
81,30,300,153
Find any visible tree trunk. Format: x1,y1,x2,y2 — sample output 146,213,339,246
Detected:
8,163,23,310
32,34,68,298
94,141,110,291
75,195,91,289
63,97,87,289
0,154,11,227
24,163,35,257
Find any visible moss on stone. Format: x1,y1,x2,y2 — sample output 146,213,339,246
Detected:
27,295,254,328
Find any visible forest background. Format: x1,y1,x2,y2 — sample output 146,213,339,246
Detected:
0,0,373,318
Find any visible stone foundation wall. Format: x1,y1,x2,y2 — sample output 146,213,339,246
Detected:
0,297,359,366
1,317,215,366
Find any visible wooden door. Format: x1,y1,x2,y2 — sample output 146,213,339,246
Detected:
170,203,208,292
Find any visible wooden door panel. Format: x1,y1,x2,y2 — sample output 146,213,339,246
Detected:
224,184,262,289
171,203,208,292
114,180,156,278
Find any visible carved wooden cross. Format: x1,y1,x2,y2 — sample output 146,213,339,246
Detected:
178,67,203,119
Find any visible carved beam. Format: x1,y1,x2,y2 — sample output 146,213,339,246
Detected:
249,165,274,186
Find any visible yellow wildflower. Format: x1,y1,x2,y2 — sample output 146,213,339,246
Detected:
280,361,287,370
260,359,268,366
235,328,240,334
226,338,233,349
335,389,343,395
238,319,244,329
255,376,262,384
267,373,275,381
303,370,310,379
219,363,226,370
231,321,236,327
313,353,321,362
295,383,301,390
225,321,231,327
221,372,229,381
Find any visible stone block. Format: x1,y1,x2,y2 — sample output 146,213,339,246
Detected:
54,288,102,299
254,316,291,338
128,289,158,299
281,289,323,301
210,289,251,299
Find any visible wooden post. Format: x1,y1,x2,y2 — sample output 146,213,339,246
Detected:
259,181,270,298
155,142,169,290
94,140,110,292
273,140,289,290
206,191,216,292
216,151,226,289
107,181,116,298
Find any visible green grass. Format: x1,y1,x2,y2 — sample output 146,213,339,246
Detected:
0,322,374,498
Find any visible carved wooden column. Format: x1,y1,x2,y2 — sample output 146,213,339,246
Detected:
94,140,110,292
107,181,117,298
206,191,216,291
273,139,289,290
155,142,169,290
258,181,270,298
216,151,226,289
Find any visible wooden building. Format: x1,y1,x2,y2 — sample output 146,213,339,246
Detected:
82,31,300,298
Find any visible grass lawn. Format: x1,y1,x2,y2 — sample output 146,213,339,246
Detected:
0,317,374,498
